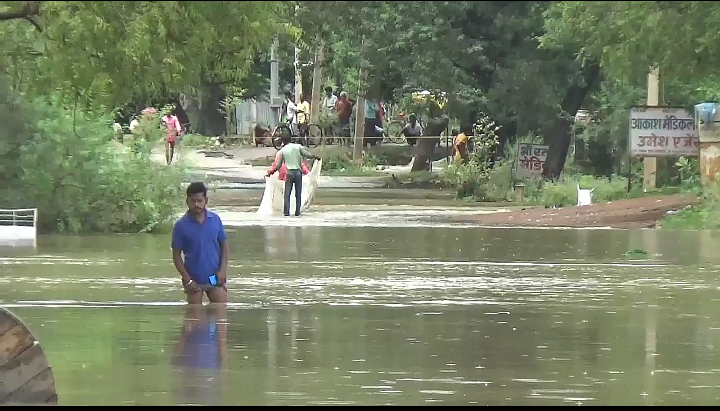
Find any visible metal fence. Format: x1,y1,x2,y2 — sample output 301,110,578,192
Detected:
235,100,279,135
0,208,38,247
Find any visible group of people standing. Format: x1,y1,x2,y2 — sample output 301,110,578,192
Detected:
317,86,390,146
281,86,357,143
281,92,311,139
280,86,434,149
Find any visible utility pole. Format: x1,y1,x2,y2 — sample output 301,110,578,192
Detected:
269,35,280,126
353,38,367,161
293,5,302,105
309,43,324,124
643,68,660,191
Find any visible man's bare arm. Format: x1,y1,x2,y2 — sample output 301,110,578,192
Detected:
267,152,285,175
219,241,229,275
172,249,192,284
301,146,320,160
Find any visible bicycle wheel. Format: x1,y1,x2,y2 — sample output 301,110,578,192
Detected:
385,121,405,144
272,124,292,150
307,123,322,147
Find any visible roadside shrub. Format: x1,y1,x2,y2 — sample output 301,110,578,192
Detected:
0,85,184,233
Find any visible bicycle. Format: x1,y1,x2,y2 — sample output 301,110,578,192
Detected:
384,113,426,145
271,119,323,151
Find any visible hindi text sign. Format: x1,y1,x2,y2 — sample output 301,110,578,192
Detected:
515,143,549,180
629,107,699,157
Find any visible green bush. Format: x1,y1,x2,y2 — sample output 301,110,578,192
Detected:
0,89,185,234
128,105,172,155
440,114,503,200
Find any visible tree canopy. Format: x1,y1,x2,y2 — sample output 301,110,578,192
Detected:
542,1,720,98
0,1,292,107
5,0,713,177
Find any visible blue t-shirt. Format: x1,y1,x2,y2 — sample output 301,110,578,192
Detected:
171,211,227,285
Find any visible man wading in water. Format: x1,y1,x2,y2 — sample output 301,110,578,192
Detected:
266,135,321,217
171,182,229,304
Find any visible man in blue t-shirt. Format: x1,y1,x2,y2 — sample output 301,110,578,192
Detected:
171,182,230,304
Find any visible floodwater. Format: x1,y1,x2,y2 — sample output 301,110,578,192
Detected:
2,207,720,406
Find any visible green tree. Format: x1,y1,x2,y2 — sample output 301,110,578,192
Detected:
0,1,293,135
303,1,600,176
542,1,720,181
0,77,184,234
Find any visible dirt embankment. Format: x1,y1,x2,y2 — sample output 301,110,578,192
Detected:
454,194,699,229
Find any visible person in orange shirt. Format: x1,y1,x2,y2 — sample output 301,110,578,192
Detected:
453,127,470,164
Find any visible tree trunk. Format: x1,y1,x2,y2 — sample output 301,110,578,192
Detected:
542,63,601,180
185,83,227,137
493,116,517,169
353,38,367,161
309,43,324,124
294,46,303,103
411,115,449,172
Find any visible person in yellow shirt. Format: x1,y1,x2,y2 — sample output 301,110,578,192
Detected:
453,128,469,164
297,94,311,141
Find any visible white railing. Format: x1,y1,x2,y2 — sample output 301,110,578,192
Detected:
0,208,38,246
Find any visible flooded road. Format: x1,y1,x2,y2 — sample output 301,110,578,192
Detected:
2,221,720,405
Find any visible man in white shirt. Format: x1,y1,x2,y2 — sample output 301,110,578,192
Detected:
323,87,337,113
129,117,140,133
319,87,338,139
283,92,299,135
401,113,423,146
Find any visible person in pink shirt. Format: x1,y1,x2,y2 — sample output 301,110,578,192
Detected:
271,149,310,182
163,109,183,165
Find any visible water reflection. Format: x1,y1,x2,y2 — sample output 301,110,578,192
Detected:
263,226,301,258
171,305,227,406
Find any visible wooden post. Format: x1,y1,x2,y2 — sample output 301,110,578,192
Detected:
250,99,258,137
353,97,366,161
269,35,281,126
293,6,303,105
309,43,324,124
353,39,367,161
643,68,660,191
294,46,303,104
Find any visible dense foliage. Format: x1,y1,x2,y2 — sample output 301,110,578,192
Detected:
0,79,184,233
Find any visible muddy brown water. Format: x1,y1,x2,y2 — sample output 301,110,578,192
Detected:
2,210,720,406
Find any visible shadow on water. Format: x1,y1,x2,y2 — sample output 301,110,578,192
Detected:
3,224,720,405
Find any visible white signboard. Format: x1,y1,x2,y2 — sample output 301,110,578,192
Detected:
629,107,699,157
515,143,549,180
